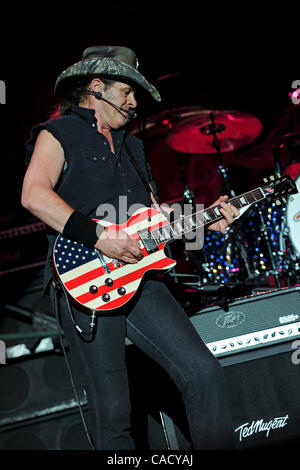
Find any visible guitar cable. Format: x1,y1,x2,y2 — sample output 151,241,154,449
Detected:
51,279,96,450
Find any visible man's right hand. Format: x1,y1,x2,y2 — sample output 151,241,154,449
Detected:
94,228,144,264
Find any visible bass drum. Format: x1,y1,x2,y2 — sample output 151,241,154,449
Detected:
286,172,300,256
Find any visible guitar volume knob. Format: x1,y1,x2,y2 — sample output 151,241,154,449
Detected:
102,293,111,302
117,287,126,296
89,285,98,294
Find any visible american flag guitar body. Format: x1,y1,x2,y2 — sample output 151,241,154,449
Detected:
52,175,297,313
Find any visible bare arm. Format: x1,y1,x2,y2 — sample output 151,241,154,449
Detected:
21,129,74,232
21,129,143,263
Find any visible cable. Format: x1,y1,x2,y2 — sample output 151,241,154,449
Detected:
77,88,137,120
60,281,96,339
52,281,96,450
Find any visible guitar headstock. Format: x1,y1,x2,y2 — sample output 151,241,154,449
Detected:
261,174,298,205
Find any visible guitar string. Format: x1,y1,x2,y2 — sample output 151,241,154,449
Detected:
150,187,266,244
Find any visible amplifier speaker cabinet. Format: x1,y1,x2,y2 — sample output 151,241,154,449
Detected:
0,407,90,450
1,287,300,450
0,351,89,450
189,286,300,365
155,348,300,450
129,287,300,450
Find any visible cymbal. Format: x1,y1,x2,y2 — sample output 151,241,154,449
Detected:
165,110,262,154
128,106,209,138
237,133,300,169
284,162,300,180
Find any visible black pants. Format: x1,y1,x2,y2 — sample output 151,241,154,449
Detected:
51,277,234,450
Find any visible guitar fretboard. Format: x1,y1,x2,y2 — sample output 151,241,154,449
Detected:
151,187,266,244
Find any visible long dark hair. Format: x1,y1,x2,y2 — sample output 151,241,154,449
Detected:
49,76,115,118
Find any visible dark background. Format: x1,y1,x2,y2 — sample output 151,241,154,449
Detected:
0,3,298,275
1,4,300,453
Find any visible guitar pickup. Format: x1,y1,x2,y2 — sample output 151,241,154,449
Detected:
137,228,158,254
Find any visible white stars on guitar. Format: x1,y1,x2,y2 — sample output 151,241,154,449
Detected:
55,238,97,273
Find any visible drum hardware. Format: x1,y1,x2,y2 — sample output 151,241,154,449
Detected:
206,112,236,198
227,228,253,279
261,176,287,287
237,133,300,171
285,172,300,260
277,204,293,279
130,105,300,293
166,270,255,309
167,272,202,287
163,241,199,285
128,106,209,285
195,176,300,289
173,150,208,284
165,110,262,155
163,110,240,284
213,204,262,285
278,136,300,282
163,109,265,285
173,150,196,208
202,112,261,284
256,203,281,288
272,146,282,176
251,135,300,286
271,133,300,177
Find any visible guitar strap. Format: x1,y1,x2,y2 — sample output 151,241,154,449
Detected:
123,137,159,202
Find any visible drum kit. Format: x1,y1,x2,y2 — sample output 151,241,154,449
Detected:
129,103,300,294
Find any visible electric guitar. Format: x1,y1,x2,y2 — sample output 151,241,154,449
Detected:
52,175,298,313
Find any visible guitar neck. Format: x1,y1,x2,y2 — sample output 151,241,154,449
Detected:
151,186,267,243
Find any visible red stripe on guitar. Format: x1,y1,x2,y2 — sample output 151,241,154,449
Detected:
121,209,155,228
64,259,124,290
96,291,135,311
64,266,105,290
94,208,160,232
148,219,169,232
75,256,174,304
119,208,160,230
64,246,152,290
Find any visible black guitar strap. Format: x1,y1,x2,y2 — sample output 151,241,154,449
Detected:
123,138,158,201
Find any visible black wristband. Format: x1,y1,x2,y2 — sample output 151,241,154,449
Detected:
62,210,103,249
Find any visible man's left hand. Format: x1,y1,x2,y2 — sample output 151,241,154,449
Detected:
207,195,239,234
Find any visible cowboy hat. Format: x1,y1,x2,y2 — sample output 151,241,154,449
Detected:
54,45,161,102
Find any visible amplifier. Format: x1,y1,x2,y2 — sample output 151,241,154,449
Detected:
189,286,300,364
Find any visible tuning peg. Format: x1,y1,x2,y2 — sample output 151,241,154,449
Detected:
270,175,275,181
275,200,281,206
263,178,269,183
282,197,287,204
289,196,294,202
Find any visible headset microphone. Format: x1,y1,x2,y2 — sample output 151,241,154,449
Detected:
127,109,138,120
93,91,102,100
78,88,137,120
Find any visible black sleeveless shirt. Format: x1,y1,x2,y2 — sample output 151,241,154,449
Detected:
25,105,152,220
25,105,153,290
